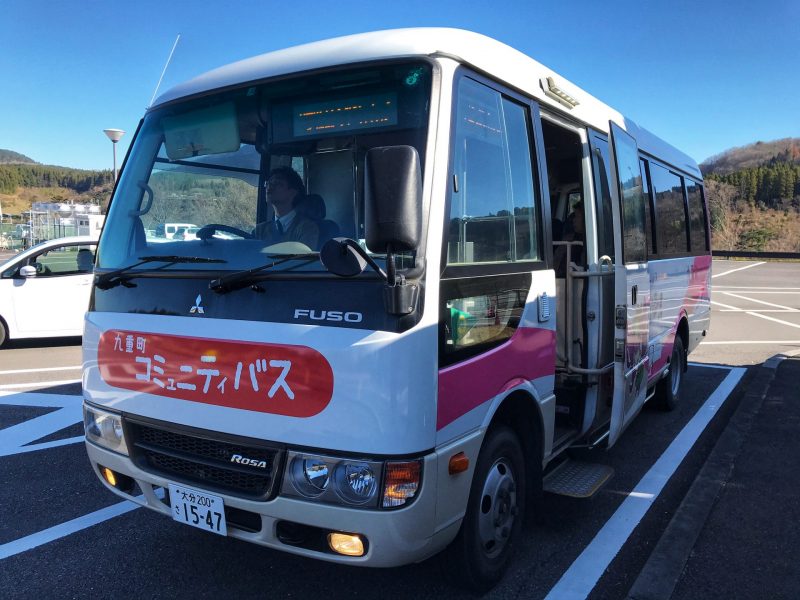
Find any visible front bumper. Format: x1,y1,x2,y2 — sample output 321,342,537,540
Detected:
85,439,459,568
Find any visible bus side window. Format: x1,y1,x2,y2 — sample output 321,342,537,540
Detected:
685,178,708,253
650,163,688,256
640,158,657,257
447,77,539,266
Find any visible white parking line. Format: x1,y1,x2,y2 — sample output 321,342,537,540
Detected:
710,299,744,311
745,312,800,330
544,366,745,600
0,365,81,376
0,499,142,560
721,292,799,311
701,341,800,345
712,262,765,279
0,392,84,457
0,379,81,390
720,310,798,313
714,286,800,291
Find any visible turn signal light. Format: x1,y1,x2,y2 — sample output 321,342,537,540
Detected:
328,532,366,556
448,452,469,474
382,460,421,508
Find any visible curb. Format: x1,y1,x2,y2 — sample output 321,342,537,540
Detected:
626,361,779,600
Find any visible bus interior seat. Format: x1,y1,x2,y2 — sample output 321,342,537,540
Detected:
296,193,340,249
306,151,356,240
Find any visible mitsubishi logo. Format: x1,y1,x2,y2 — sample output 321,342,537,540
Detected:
190,294,205,315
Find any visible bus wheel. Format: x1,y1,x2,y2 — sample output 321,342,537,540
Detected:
655,336,685,411
444,425,526,592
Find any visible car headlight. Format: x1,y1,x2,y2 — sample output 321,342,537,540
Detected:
282,451,422,509
334,462,378,505
290,457,330,497
83,403,128,455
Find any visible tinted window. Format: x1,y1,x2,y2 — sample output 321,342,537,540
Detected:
611,126,646,264
591,136,615,262
447,78,539,265
650,163,688,256
640,158,657,256
686,179,708,252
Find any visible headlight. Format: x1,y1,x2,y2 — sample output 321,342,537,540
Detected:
282,451,422,509
83,403,128,455
283,452,383,507
334,462,377,505
290,457,330,497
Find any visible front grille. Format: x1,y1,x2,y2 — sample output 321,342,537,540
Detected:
127,420,284,500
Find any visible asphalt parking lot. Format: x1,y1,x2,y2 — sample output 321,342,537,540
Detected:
1,258,798,599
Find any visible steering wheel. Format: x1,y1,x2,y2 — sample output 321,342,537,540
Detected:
196,224,253,241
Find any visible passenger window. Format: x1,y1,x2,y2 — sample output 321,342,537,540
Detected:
685,179,708,252
640,159,657,256
25,244,96,276
447,78,539,266
650,163,689,256
611,128,646,264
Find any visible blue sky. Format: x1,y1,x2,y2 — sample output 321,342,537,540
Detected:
1,0,797,171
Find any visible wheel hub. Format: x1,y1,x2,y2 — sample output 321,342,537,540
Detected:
477,458,518,558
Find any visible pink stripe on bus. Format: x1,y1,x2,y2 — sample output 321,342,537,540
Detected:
437,327,556,430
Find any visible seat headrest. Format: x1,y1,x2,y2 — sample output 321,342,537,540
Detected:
296,193,326,220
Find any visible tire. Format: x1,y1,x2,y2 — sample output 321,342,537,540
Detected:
655,335,685,411
443,425,526,593
0,317,7,348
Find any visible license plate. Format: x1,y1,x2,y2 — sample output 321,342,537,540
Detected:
168,483,227,536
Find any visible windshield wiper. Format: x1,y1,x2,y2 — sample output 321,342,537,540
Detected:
209,253,319,294
95,255,226,290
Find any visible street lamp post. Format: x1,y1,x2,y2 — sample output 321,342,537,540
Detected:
103,128,125,182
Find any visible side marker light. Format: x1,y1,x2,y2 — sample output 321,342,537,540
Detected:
449,452,469,475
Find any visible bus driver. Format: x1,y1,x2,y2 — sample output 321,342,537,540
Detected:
254,166,319,248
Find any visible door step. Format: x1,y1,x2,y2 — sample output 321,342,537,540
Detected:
543,459,614,498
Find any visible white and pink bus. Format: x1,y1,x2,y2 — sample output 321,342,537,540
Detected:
83,29,711,591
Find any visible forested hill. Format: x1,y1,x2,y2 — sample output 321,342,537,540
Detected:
702,138,800,252
701,138,799,211
0,149,36,164
0,163,112,195
701,138,799,175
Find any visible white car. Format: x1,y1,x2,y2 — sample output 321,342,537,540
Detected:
0,236,98,346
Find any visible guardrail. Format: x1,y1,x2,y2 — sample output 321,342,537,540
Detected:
712,250,800,260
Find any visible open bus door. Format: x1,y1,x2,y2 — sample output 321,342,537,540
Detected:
607,122,650,447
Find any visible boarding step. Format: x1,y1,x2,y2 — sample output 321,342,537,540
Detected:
542,459,614,498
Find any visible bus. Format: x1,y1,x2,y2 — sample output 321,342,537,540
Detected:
82,28,711,591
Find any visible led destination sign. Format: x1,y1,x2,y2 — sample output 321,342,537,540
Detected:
293,92,398,137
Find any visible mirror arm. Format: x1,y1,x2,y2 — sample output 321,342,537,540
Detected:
339,238,387,280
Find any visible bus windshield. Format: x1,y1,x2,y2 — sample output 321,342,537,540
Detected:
98,61,432,272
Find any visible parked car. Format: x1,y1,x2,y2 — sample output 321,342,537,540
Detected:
154,223,198,239
174,225,200,240
0,236,98,346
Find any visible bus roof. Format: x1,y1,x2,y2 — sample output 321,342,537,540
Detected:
153,28,700,179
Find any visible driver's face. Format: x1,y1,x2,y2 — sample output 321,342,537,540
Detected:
266,176,296,215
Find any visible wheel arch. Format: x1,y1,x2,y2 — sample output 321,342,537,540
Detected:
676,314,689,372
0,313,10,346
486,389,545,500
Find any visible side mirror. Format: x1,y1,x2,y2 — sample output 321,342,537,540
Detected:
364,145,422,254
320,238,369,277
20,265,37,278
